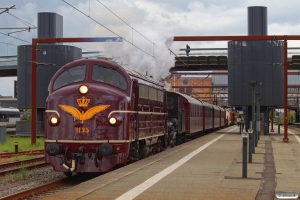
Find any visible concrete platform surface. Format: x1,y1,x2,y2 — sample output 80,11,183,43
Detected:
43,125,300,200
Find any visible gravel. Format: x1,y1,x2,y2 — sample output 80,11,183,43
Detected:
0,166,66,198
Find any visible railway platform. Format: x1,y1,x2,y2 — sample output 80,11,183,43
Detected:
43,125,300,200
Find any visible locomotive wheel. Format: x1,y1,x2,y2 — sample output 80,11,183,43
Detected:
64,172,73,177
139,144,147,159
168,132,176,147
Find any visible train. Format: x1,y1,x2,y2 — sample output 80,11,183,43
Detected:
44,58,233,176
0,107,20,128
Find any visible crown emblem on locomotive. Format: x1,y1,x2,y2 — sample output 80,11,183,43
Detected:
77,96,90,107
59,96,110,124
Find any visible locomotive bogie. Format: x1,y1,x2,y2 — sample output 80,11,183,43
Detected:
45,141,130,172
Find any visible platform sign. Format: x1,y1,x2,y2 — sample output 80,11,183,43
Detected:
275,112,283,118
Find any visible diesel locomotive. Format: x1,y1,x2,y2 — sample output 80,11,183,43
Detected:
44,58,231,175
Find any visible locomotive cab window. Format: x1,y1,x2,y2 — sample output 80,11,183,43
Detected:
53,65,86,90
92,65,127,90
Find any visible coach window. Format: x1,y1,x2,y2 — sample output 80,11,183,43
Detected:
92,65,127,90
53,65,86,90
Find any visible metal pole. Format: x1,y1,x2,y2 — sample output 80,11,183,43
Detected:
31,39,37,145
248,122,253,163
251,83,256,153
242,132,248,178
271,107,274,132
240,121,242,133
283,40,289,142
256,93,261,142
14,142,18,154
257,97,261,140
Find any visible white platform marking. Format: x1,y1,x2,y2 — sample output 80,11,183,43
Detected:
116,127,237,200
288,130,300,143
279,125,300,143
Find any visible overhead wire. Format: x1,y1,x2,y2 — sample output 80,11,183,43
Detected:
0,10,33,45
3,8,92,54
0,5,15,15
62,0,154,58
6,12,36,28
8,11,95,64
95,0,155,45
0,41,18,46
0,31,31,43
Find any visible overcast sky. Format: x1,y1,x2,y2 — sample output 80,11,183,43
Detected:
1,0,300,97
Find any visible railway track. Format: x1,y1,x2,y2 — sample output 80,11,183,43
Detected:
0,157,48,176
0,173,100,200
1,177,68,200
0,150,44,159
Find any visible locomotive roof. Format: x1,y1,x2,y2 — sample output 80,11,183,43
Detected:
121,65,164,87
63,58,164,88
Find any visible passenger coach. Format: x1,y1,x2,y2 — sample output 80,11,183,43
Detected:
166,92,226,145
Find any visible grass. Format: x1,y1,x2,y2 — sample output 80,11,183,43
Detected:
1,172,14,185
0,136,44,152
18,164,28,180
1,164,30,185
11,155,36,162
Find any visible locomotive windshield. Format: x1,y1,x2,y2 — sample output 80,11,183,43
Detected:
53,65,86,90
92,65,127,90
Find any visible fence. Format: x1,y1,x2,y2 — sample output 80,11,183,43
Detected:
16,121,44,137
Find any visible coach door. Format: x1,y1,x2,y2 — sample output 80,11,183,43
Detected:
131,79,139,141
178,110,186,133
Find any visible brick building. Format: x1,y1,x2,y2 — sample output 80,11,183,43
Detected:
167,76,213,104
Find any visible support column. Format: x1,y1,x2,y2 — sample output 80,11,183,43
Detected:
256,93,262,141
283,40,289,142
271,107,274,132
248,81,258,153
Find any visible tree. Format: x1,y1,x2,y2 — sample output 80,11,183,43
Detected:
289,111,295,123
20,109,32,121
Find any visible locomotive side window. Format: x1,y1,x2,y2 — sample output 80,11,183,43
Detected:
139,84,149,99
139,84,164,102
149,87,157,101
92,65,127,90
157,90,164,102
53,65,86,90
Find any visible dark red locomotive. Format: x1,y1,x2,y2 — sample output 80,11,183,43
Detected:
45,58,167,175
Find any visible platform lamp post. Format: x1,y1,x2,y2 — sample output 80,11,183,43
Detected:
255,92,262,142
271,107,274,132
248,124,253,163
248,81,261,153
242,131,248,178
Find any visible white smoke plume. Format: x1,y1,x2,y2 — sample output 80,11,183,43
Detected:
102,27,180,82
163,81,172,91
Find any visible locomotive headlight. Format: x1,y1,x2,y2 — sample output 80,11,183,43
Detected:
109,117,117,125
108,114,123,126
49,115,60,126
51,117,58,124
79,85,88,94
